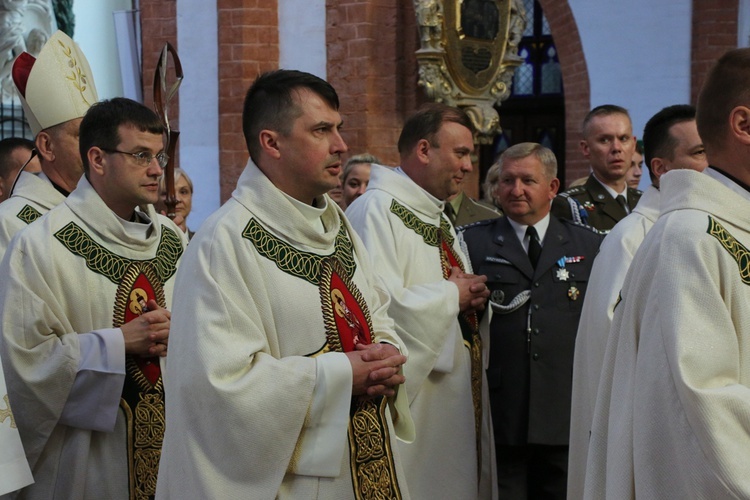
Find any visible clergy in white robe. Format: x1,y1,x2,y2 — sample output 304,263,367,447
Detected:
566,184,659,498
585,168,750,498
0,175,186,499
0,171,66,254
156,159,414,499
347,164,497,499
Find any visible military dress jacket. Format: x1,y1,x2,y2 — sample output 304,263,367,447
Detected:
462,215,603,446
551,175,641,232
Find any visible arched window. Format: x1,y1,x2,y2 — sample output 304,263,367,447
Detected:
482,0,566,183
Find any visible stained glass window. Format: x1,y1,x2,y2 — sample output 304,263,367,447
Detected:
509,0,561,98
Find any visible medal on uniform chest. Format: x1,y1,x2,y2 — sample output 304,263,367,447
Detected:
555,257,570,281
568,286,580,301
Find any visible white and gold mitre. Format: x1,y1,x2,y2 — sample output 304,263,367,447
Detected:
11,30,98,136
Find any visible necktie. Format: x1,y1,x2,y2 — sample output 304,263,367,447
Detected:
526,225,542,268
616,194,629,214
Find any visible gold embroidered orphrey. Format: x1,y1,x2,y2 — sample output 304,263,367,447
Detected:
390,199,484,480
707,216,750,285
413,0,526,142
319,258,403,500
113,261,166,500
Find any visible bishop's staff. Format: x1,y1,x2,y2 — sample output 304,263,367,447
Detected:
152,42,183,218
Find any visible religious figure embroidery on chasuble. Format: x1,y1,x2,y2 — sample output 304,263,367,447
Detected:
390,199,484,477
16,204,42,225
708,216,750,285
242,218,403,500
54,222,183,500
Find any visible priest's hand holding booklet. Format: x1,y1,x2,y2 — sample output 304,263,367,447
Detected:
121,298,170,357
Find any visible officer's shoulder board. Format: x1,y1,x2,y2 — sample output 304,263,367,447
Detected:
559,185,586,198
560,217,605,236
457,217,496,234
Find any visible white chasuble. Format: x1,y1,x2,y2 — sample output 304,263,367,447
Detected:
567,185,659,499
0,176,185,500
0,171,66,255
585,169,750,499
156,159,412,500
346,164,496,500
0,358,33,496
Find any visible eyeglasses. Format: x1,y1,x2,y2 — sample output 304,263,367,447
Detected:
102,149,169,168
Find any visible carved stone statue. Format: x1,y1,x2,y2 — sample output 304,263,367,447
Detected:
414,0,527,142
0,0,56,103
415,0,443,51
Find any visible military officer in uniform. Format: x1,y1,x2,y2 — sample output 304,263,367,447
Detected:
461,142,603,499
552,104,641,232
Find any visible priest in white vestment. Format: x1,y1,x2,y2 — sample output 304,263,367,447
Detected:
0,98,185,499
347,104,497,499
567,105,707,498
156,70,413,500
584,50,750,499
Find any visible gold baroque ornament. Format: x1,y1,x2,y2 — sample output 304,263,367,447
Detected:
413,0,526,142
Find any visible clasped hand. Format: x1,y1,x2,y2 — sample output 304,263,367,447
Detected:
346,342,407,398
447,266,489,314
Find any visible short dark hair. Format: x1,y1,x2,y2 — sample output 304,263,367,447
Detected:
242,70,340,163
696,48,750,153
397,103,475,156
0,137,34,179
582,104,631,137
79,98,164,173
642,105,696,175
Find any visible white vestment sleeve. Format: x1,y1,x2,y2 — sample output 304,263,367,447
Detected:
294,352,352,477
59,328,126,432
0,362,33,496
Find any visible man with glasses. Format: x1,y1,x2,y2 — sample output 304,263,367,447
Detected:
0,97,187,499
0,31,98,255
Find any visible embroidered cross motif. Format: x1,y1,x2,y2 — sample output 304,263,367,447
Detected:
1,394,17,429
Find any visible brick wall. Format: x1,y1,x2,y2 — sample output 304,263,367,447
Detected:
216,0,279,201
327,0,423,167
538,0,590,186
139,0,180,169
691,0,738,104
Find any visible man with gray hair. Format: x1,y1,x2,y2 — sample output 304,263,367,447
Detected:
462,142,602,499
